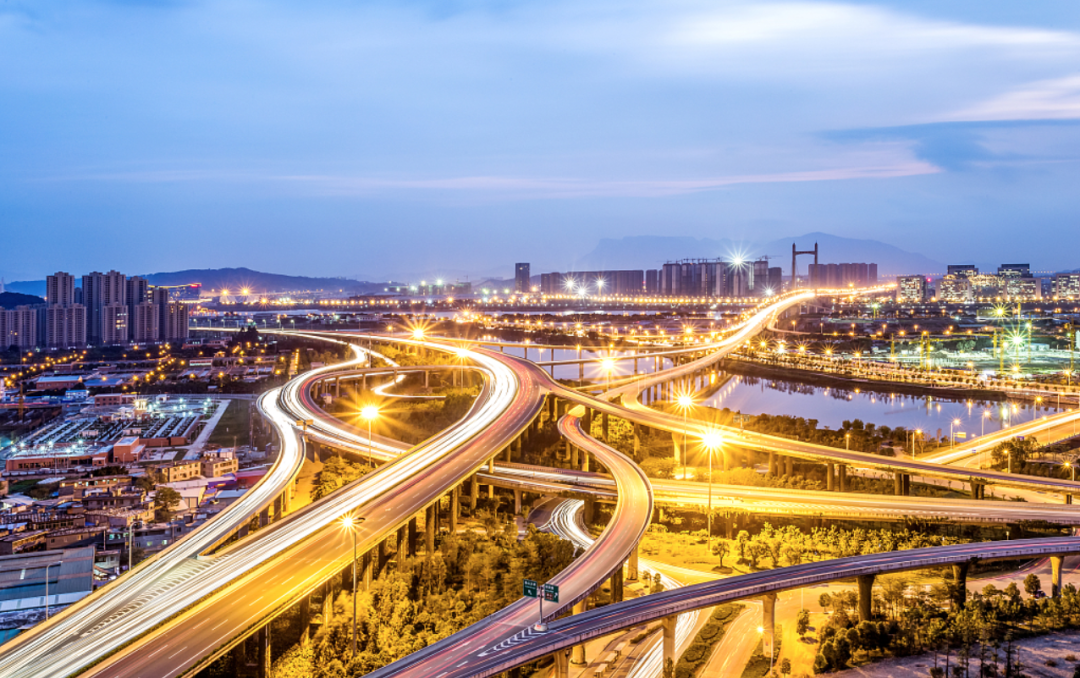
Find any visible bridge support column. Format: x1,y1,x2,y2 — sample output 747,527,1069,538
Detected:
362,549,373,591
628,544,639,581
488,457,496,499
552,649,570,678
425,506,436,554
610,567,624,603
602,412,609,441
1067,494,1073,505
571,600,588,664
322,581,334,624
450,486,460,533
1052,555,1064,597
838,464,848,492
857,574,875,621
633,423,641,457
256,624,271,678
259,506,269,527
662,615,677,669
565,440,573,463
970,482,985,500
571,444,579,469
408,517,418,557
584,497,595,525
298,595,311,647
469,475,479,513
785,456,794,477
951,562,969,608
894,474,903,496
769,452,777,476
583,409,593,436
761,592,777,660
396,525,407,561
582,449,590,473
514,489,522,515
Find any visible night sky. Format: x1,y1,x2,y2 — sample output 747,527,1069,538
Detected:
2,1,1078,281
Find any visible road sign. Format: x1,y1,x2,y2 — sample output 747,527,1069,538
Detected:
523,579,538,598
543,583,559,603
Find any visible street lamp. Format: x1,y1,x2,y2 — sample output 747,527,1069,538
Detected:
757,625,774,676
845,432,850,450
951,418,961,448
340,514,365,657
601,357,616,392
360,405,379,468
44,561,63,619
982,410,991,437
1066,461,1076,482
675,394,696,474
909,429,922,457
701,431,723,555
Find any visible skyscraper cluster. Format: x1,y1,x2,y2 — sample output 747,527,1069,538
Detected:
0,271,190,350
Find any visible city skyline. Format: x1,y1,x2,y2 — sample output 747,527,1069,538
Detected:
2,1,1079,279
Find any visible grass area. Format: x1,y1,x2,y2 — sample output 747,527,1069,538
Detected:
206,400,251,447
741,625,781,678
8,479,39,494
675,603,743,678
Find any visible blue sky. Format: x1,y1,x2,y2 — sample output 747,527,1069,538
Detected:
1,0,1079,281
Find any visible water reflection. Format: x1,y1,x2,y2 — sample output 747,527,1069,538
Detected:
703,374,1066,438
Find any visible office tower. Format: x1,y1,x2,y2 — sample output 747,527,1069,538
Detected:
896,276,928,303
947,265,978,277
514,263,530,294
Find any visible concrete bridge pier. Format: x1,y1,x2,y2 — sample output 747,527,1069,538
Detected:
970,482,985,500
1052,555,1064,597
570,444,579,469
826,463,835,491
298,595,311,647
583,409,593,436
952,562,969,607
362,550,373,591
584,497,595,524
857,574,874,621
628,544,639,581
256,625,271,678
838,465,849,492
450,486,460,533
609,567,624,603
761,592,777,659
1066,494,1073,505
602,412,609,441
469,475,479,513
662,615,677,668
633,423,641,457
571,600,589,664
784,456,794,477
488,457,496,499
769,452,777,476
322,580,334,625
565,440,573,463
552,649,570,678
408,517,418,557
514,489,522,515
396,525,407,561
425,506,436,554
259,506,270,528
582,449,590,473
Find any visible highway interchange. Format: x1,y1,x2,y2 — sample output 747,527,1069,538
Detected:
4,287,1080,678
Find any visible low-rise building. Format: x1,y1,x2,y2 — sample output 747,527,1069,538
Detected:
201,457,238,478
0,530,47,555
153,461,201,483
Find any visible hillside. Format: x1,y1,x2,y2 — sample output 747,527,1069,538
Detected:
0,291,45,309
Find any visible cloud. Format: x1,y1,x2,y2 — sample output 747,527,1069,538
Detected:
46,161,940,199
947,75,1080,122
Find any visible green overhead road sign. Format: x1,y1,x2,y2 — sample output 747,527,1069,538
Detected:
542,583,559,603
523,579,538,598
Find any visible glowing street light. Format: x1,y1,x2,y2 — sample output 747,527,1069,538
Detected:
675,394,696,471
360,405,380,467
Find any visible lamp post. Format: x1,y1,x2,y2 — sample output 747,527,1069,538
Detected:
845,432,850,450
1066,461,1076,482
44,561,63,619
951,418,961,448
982,410,990,437
676,395,695,475
340,514,365,657
702,432,723,555
360,405,379,469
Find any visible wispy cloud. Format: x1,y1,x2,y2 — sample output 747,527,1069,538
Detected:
45,162,940,199
947,75,1080,122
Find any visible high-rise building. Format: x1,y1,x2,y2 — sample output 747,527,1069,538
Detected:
45,271,86,349
45,306,86,348
130,303,160,344
126,276,149,307
868,264,878,285
767,267,783,294
46,272,76,307
1054,274,1080,299
101,304,129,345
896,276,928,303
514,263,530,294
161,303,189,342
938,274,974,302
998,264,1031,277
0,306,38,349
82,270,127,345
645,270,659,295
947,265,978,277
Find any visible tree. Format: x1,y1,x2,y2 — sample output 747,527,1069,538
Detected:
641,457,676,479
812,654,829,674
780,658,792,676
1023,573,1042,598
818,592,832,612
663,657,675,678
154,487,182,522
713,540,730,567
796,608,811,638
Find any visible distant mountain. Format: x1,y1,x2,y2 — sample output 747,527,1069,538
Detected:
7,268,389,298
0,291,44,309
571,233,944,277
